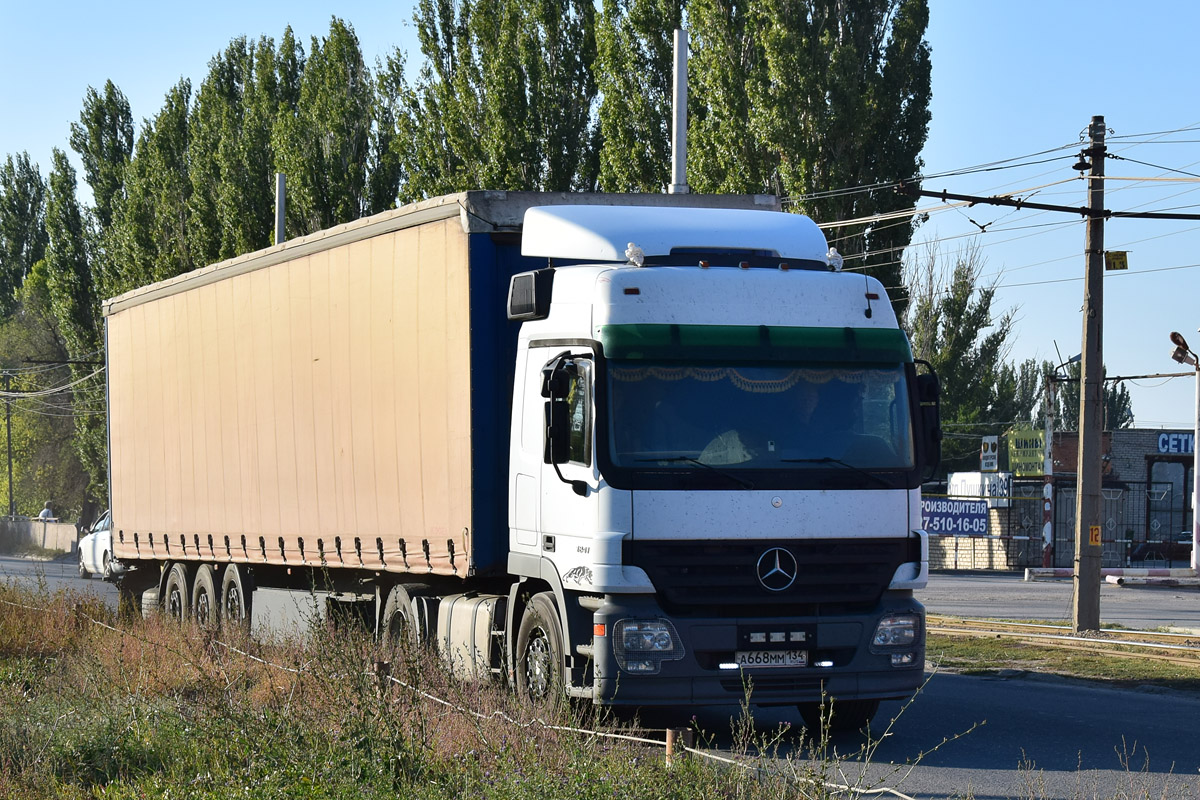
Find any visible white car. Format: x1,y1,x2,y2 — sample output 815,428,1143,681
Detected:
78,511,120,580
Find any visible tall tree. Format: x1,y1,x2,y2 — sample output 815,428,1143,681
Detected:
594,0,683,191
68,81,134,232
273,18,374,235
368,50,410,214
188,35,281,263
686,0,775,195
751,0,931,305
1053,362,1135,432
43,149,106,500
903,242,1016,476
402,0,599,197
101,79,194,299
0,152,48,314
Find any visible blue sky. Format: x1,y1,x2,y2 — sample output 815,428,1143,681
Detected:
2,0,1198,429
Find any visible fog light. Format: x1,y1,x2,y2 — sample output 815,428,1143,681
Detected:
891,652,915,667
871,613,920,651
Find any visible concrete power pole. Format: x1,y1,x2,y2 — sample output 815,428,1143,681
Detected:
1073,116,1106,632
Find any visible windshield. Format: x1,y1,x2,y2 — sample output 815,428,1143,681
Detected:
605,362,915,477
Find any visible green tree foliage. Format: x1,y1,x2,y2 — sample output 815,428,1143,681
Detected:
1051,361,1135,432
188,36,282,264
904,242,1017,476
682,0,930,303
366,50,409,214
273,19,375,235
102,79,194,299
0,152,49,315
68,81,134,231
402,0,598,197
753,0,930,303
0,265,91,520
595,0,683,191
43,150,106,501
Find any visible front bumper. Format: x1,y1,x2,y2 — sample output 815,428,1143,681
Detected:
589,591,924,706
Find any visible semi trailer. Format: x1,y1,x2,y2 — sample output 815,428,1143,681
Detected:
106,190,940,728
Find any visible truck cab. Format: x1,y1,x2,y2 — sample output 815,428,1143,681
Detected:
504,204,939,725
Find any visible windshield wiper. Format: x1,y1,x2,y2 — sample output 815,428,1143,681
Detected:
780,457,892,488
635,456,756,490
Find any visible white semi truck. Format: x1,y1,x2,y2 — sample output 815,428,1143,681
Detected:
106,191,940,729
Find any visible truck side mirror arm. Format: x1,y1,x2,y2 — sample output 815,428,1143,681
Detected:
542,356,590,497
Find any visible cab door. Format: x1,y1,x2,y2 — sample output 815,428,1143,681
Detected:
539,351,599,551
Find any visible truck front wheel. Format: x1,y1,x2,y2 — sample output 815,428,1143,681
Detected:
515,592,564,703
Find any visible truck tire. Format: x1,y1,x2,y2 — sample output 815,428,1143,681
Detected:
220,564,251,629
515,592,564,704
798,698,880,735
381,585,418,653
192,565,218,628
163,563,190,623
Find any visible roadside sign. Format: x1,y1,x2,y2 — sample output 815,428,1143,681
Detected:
1008,425,1045,477
1104,251,1128,271
980,436,999,472
1089,525,1101,546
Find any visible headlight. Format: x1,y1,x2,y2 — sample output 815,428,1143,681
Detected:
612,619,685,674
871,613,920,650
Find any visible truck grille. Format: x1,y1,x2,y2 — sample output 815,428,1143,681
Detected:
622,537,916,616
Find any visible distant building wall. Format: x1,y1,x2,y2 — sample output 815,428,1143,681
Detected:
0,517,78,554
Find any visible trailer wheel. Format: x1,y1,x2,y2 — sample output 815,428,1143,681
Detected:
798,698,880,735
515,592,564,704
192,565,218,628
381,585,418,653
163,563,190,622
220,564,250,629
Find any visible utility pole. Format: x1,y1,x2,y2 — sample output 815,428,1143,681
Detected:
1042,378,1056,568
1073,116,1106,632
4,372,12,518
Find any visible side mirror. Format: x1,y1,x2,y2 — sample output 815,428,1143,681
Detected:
915,364,942,477
544,397,571,465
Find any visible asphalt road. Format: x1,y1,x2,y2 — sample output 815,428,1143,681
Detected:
5,559,1200,798
0,553,120,605
918,571,1200,630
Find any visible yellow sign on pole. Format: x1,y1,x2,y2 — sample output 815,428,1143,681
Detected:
1007,425,1045,477
1089,525,1102,546
1104,251,1128,271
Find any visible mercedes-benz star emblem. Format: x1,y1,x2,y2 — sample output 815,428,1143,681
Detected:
756,547,798,592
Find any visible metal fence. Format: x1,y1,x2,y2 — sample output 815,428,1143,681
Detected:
1052,480,1192,569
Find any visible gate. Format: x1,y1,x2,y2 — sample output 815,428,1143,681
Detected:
1052,481,1188,568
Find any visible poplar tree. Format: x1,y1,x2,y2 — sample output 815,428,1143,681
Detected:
273,18,374,235
44,149,106,498
188,36,281,263
904,243,1016,475
402,0,598,197
594,0,683,192
0,152,48,314
102,79,194,298
68,81,134,232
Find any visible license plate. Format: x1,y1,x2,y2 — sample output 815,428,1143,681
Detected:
733,649,807,668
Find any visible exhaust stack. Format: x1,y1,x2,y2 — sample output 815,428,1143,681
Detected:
668,29,689,195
